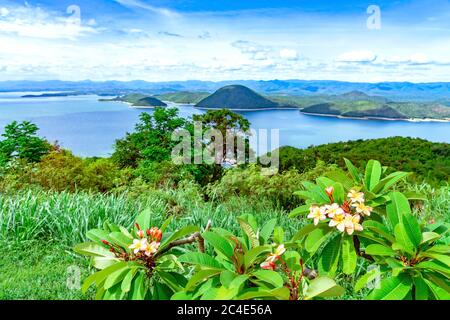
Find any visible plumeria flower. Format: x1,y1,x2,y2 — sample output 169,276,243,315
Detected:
328,211,346,232
354,202,373,216
260,261,276,270
324,203,345,218
129,238,148,254
144,241,160,257
347,189,365,204
266,244,286,263
344,214,363,235
308,206,327,225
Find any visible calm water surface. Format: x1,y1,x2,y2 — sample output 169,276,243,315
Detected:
0,92,449,157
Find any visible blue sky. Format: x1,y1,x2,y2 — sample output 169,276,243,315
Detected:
0,0,449,82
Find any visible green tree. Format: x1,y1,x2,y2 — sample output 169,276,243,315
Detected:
0,121,50,165
112,108,187,168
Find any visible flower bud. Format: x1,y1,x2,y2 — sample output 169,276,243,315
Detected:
325,186,334,196
101,240,110,246
136,230,144,238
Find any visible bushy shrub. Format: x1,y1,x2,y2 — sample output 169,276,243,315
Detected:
207,161,338,209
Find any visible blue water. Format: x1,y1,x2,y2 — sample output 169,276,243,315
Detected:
0,92,449,157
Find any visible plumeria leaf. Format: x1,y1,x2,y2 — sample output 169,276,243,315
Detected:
366,274,412,300
159,225,199,251
318,234,341,275
365,160,382,191
305,226,332,255
341,236,357,275
252,270,283,288
344,158,362,184
305,276,345,300
355,267,382,292
365,244,396,257
289,205,310,218
203,231,234,260
243,245,272,270
135,208,152,232
179,252,225,270
260,219,277,243
74,242,115,258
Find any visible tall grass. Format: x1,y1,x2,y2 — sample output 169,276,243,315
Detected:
0,189,304,246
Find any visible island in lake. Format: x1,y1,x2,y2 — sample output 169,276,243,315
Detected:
195,85,296,110
99,93,167,108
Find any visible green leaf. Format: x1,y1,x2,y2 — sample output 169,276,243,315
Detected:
305,276,345,300
185,269,222,291
108,232,133,250
86,229,110,243
74,242,115,258
386,192,411,228
341,236,357,274
367,274,412,300
237,217,259,248
273,226,284,244
305,226,332,255
365,160,382,191
179,252,224,269
81,261,127,293
424,278,450,300
121,269,136,293
365,244,396,257
362,220,396,243
203,231,234,260
394,224,416,255
413,275,429,300
401,212,422,248
355,267,382,292
252,270,283,288
318,235,341,275
135,208,152,231
344,158,362,184
104,266,130,290
372,171,409,194
289,205,310,218
260,219,277,243
291,223,317,242
244,245,272,270
159,225,199,251
129,272,146,300
420,232,441,245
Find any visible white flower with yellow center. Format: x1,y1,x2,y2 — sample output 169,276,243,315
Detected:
354,202,373,216
307,206,327,225
144,241,160,257
328,211,346,232
344,214,363,235
129,238,148,254
324,203,345,218
347,189,365,204
266,244,286,262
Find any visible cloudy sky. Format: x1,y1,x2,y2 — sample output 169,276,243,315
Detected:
0,0,449,82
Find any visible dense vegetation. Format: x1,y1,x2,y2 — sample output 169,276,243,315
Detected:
0,107,448,300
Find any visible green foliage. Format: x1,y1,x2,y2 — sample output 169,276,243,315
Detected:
0,121,51,165
112,108,187,168
278,137,450,185
356,191,450,300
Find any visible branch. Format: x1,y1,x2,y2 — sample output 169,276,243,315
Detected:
353,235,374,262
156,220,212,257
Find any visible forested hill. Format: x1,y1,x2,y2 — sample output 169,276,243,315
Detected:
276,137,450,184
195,85,294,110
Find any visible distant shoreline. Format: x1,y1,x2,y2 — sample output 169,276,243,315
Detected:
301,111,450,123
195,107,298,111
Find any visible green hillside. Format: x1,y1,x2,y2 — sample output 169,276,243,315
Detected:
100,94,167,107
276,136,450,184
155,91,210,104
196,85,294,110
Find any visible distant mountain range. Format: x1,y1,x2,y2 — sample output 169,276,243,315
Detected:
1,79,450,101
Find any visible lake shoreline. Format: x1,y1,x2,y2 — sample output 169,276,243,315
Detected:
301,111,450,123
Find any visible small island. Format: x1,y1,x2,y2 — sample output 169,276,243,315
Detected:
100,93,167,108
195,85,296,110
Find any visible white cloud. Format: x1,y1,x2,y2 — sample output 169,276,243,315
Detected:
0,7,9,17
113,0,179,18
0,5,98,40
279,48,299,60
337,50,377,63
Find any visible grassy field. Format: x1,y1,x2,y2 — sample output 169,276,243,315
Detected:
0,183,448,300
